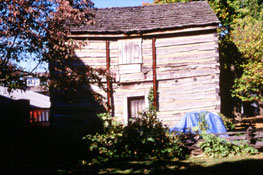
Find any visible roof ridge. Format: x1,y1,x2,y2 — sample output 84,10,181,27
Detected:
94,0,207,10
71,0,219,34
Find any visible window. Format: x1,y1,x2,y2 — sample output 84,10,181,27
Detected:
128,96,145,119
119,39,142,64
123,95,148,125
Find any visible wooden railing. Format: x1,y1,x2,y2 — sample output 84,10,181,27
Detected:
213,127,263,149
183,127,263,156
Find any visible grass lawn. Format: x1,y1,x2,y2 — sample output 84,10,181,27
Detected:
185,153,263,175
70,153,263,175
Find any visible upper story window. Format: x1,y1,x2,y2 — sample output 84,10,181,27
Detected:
118,39,142,64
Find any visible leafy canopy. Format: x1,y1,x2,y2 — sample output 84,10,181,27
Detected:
0,0,106,95
0,0,53,90
231,2,263,102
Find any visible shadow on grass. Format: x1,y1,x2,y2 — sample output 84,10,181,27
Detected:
3,124,263,175
3,125,94,175
69,157,263,175
186,158,263,175
67,160,196,175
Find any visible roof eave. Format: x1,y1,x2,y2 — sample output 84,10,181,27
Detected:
69,23,219,38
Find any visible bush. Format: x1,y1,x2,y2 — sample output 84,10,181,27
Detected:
195,112,257,158
121,109,168,159
120,109,188,160
82,113,123,163
199,133,258,158
83,88,189,163
83,110,188,163
218,113,235,131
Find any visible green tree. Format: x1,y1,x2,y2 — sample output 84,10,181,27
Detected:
230,1,263,106
232,16,263,62
231,15,263,102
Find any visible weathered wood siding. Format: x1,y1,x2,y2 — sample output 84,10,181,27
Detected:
154,32,220,127
75,30,220,128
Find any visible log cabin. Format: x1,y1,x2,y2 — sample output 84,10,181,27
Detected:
57,1,220,128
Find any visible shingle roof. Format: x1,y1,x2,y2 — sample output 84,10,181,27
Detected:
70,1,219,34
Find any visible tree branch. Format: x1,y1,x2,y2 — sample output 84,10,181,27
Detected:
1,33,19,69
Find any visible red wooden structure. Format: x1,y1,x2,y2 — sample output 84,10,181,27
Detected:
30,109,50,124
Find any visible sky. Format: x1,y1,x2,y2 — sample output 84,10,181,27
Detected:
93,0,153,8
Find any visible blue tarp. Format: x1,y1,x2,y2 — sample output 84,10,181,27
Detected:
170,111,227,136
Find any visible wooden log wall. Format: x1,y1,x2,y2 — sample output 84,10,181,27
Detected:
74,30,220,127
154,32,220,127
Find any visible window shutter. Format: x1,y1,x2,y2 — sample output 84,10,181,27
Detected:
119,39,142,64
134,41,141,63
119,41,124,64
127,41,133,63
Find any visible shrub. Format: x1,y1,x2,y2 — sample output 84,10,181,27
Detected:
162,133,189,160
218,113,236,131
199,133,258,158
121,109,168,159
83,110,188,163
82,113,123,163
120,109,188,160
195,112,257,158
83,88,189,163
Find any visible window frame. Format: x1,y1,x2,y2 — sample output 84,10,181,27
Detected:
123,94,149,125
118,39,142,65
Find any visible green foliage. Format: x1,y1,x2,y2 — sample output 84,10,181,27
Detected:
147,87,156,111
191,112,209,134
121,109,167,159
229,1,263,102
198,114,257,158
233,0,263,20
97,113,123,133
83,111,188,163
209,0,263,32
120,88,187,160
232,17,263,62
164,133,189,160
218,113,235,131
194,112,257,158
121,109,187,160
221,0,263,104
83,113,123,163
199,133,258,158
232,62,263,102
83,89,189,164
198,112,209,132
231,16,263,102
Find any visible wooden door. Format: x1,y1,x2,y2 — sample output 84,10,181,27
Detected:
128,96,145,119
